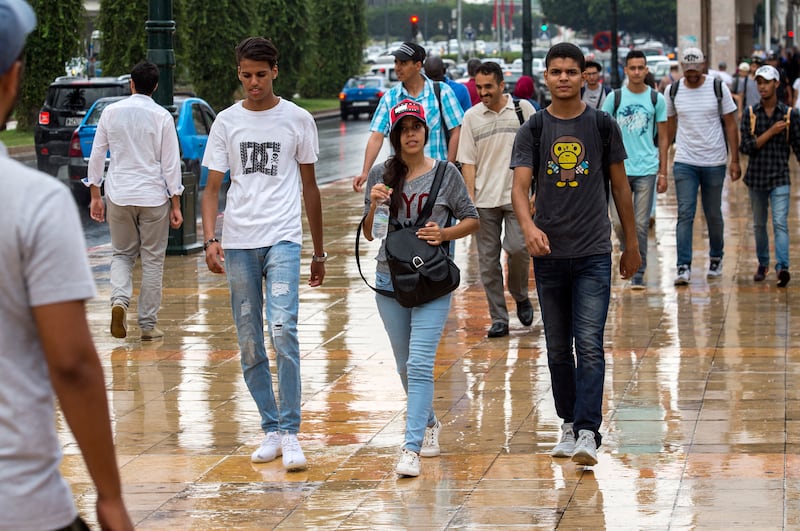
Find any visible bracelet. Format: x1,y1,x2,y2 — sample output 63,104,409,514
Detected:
312,251,328,263
203,238,220,250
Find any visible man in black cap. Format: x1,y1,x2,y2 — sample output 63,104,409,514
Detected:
352,41,464,191
0,1,132,529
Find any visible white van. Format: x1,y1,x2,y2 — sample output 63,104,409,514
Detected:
369,63,398,84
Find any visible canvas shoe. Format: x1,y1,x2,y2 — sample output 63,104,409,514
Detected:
281,433,307,471
753,265,768,282
140,327,164,341
110,304,127,338
420,419,441,457
778,268,791,288
674,264,691,286
550,422,576,458
707,257,723,278
571,429,598,466
396,447,420,477
251,431,282,463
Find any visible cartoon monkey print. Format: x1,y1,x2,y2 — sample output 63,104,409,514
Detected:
546,136,589,188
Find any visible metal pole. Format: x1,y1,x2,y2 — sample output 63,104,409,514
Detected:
522,0,532,77
610,0,620,88
457,0,463,63
146,0,175,114
766,0,772,51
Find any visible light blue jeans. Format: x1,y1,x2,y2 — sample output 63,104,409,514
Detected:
610,174,656,276
749,185,790,271
673,162,726,267
534,254,611,447
225,242,302,434
375,270,450,454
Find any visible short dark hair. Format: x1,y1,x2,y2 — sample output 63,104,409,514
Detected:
467,57,482,77
625,50,646,64
584,60,602,72
424,56,445,81
131,61,159,95
235,37,279,67
546,43,585,71
475,61,504,84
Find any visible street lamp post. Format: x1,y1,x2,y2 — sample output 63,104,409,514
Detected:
146,0,175,114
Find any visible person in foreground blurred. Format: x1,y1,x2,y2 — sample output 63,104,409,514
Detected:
0,1,132,529
362,100,479,477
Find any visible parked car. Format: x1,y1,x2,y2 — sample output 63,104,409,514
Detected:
34,75,131,176
338,75,392,120
67,95,223,205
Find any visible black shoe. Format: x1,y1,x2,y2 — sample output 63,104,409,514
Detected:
778,268,791,288
516,298,534,326
754,265,767,282
487,322,509,338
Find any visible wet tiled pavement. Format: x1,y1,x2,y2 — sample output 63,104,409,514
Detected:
62,166,800,529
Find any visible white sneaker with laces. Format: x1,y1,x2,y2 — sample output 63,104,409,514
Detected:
251,431,282,463
420,419,441,457
396,447,420,477
281,433,307,471
707,257,723,278
550,422,575,457
674,264,691,286
571,429,598,466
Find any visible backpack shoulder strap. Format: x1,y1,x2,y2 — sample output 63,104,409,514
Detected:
748,105,756,137
650,87,658,108
612,88,622,118
595,109,612,200
434,81,450,145
669,79,680,107
513,98,525,125
531,111,544,194
713,77,723,116
416,160,447,226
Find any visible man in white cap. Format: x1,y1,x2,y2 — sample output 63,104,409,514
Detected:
666,47,740,286
739,64,800,287
0,1,132,529
732,61,759,118
352,41,463,192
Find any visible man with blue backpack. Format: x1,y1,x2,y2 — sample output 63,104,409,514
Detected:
602,50,670,290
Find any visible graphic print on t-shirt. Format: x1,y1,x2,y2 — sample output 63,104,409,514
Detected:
616,104,651,138
240,141,280,175
546,135,588,188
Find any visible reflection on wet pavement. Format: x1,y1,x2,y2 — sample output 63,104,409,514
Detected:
62,168,800,529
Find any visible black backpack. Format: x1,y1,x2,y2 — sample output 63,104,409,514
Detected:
529,108,613,199
611,87,659,146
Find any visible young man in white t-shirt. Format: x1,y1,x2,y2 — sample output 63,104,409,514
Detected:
666,47,741,286
201,37,326,472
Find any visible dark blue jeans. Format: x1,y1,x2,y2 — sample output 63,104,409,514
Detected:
534,254,611,446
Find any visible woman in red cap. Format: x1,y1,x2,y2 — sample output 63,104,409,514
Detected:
361,99,479,477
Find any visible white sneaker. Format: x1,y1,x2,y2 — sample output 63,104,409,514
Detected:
571,429,598,466
707,257,723,278
281,433,307,471
420,419,441,457
674,264,691,286
251,431,282,463
396,447,420,477
550,422,575,457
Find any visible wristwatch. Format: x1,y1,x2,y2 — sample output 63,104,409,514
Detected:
203,238,220,250
312,252,328,263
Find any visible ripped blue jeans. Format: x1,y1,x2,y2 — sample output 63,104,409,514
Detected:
226,242,301,434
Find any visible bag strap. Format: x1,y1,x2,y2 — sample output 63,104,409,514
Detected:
434,81,450,146
513,98,525,125
355,216,394,298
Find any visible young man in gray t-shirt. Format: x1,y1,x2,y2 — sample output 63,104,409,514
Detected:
510,43,640,467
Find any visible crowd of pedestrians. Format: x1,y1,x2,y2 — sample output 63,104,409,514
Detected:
5,0,800,523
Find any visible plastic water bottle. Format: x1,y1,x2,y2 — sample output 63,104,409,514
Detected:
371,197,390,240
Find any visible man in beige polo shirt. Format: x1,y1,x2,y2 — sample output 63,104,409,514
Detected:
457,60,536,338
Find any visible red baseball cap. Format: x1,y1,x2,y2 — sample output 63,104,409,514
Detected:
390,99,426,131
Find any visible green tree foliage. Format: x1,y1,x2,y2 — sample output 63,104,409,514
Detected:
253,0,309,99
17,0,85,130
97,0,148,77
299,0,367,98
183,0,255,112
540,0,676,45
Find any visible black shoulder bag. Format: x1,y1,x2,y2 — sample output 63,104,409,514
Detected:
355,161,461,308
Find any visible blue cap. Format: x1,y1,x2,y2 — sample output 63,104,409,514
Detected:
0,0,36,75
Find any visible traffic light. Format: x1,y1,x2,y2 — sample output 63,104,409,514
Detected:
541,20,548,32
410,15,419,40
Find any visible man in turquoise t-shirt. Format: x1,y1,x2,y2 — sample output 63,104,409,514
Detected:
602,49,669,289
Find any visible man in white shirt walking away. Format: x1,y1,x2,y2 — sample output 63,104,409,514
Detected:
86,60,184,340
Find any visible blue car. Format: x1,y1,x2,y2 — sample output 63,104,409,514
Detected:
67,94,226,205
338,75,392,120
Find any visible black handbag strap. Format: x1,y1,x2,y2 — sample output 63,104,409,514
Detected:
355,160,447,297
